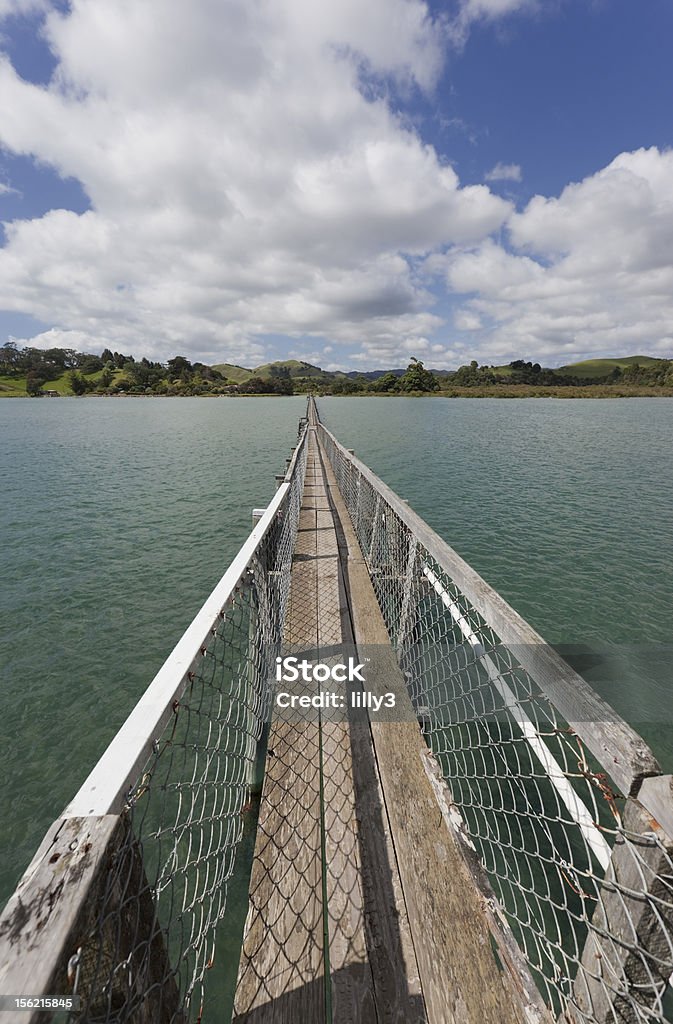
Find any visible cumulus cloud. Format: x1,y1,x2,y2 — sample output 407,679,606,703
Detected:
0,0,515,366
448,148,673,363
485,161,522,182
2,3,670,371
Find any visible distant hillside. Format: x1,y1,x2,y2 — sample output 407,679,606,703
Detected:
209,354,670,384
552,355,665,379
253,359,326,379
211,362,254,383
211,359,330,381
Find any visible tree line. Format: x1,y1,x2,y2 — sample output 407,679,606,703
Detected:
2,341,671,396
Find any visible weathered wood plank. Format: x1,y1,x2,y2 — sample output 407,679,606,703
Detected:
321,452,427,1024
315,473,377,1023
0,815,180,1024
234,442,325,1022
637,774,673,842
233,718,325,1021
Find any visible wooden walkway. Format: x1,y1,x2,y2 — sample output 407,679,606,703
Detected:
233,424,543,1024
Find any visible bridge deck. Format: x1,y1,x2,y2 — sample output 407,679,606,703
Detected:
234,425,538,1024
233,428,423,1023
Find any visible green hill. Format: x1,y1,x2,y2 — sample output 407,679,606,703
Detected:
253,359,326,379
553,355,664,379
210,362,253,383
211,359,330,383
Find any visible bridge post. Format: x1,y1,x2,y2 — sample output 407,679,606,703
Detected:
0,815,181,1024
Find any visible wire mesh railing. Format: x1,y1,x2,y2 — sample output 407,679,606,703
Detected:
0,419,308,1024
316,402,673,1024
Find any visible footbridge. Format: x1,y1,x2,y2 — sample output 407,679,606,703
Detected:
1,397,672,1024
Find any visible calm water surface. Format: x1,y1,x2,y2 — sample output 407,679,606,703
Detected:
2,394,672,950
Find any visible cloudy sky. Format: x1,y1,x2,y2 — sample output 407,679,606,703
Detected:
1,0,672,370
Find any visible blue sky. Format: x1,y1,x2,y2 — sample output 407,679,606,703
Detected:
1,0,672,370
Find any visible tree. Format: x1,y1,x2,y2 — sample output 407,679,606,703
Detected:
26,372,46,396
268,375,293,395
398,357,439,393
69,370,91,395
371,372,400,393
0,342,21,375
167,356,193,378
330,375,367,394
124,359,164,389
77,354,104,374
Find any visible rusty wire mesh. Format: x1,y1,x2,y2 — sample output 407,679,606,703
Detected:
317,413,673,1024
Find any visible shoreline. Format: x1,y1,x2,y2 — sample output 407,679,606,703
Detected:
3,386,673,400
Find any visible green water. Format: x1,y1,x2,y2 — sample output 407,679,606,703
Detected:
1,393,672,914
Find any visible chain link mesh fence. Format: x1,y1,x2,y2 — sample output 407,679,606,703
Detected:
60,427,309,1024
317,415,673,1024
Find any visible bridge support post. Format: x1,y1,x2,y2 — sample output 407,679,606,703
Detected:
0,815,181,1024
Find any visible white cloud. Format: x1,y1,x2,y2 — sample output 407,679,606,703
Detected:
453,310,482,331
448,148,673,363
485,161,522,182
449,0,538,47
0,0,515,366
3,3,670,372
0,0,47,17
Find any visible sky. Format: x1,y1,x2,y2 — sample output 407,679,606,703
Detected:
1,0,673,371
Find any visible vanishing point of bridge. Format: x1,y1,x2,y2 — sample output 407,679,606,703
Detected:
1,397,672,1024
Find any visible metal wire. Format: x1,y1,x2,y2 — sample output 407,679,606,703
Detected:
66,424,309,1024
317,414,673,1024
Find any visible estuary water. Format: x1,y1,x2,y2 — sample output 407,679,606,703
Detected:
2,394,672,912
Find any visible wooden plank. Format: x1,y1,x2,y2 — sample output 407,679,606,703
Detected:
322,453,427,1024
315,420,660,799
566,796,673,1024
637,774,673,841
233,718,325,1022
234,440,325,1022
320,434,551,1024
314,465,378,1023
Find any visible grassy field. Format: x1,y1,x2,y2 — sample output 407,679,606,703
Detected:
210,362,254,383
552,355,664,379
0,367,125,397
0,372,73,396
